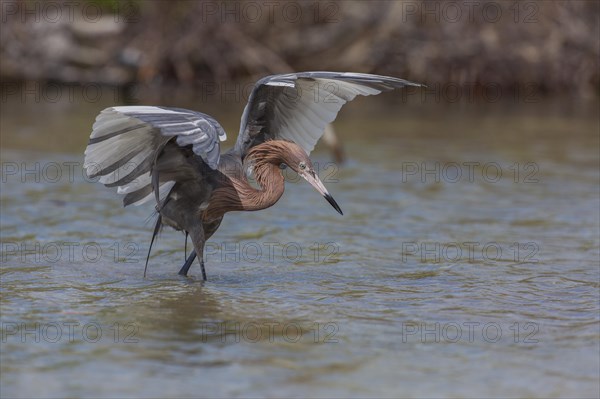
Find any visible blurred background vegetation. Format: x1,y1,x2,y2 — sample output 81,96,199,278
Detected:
1,0,598,98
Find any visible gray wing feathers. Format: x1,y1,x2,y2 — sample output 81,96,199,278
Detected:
84,106,226,207
235,71,423,156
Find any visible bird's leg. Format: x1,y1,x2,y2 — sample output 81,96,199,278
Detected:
200,257,206,281
184,231,188,260
178,227,207,280
179,250,207,280
179,250,196,276
144,214,162,278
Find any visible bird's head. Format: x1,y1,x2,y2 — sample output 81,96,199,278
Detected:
278,141,343,215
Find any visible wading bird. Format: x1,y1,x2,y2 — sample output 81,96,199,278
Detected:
322,124,345,164
83,72,423,280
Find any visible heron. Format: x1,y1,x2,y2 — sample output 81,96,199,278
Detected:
322,124,345,164
83,72,423,280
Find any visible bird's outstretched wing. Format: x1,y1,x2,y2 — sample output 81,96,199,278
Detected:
234,72,424,157
83,106,227,207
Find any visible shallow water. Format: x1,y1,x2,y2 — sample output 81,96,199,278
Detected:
1,90,599,398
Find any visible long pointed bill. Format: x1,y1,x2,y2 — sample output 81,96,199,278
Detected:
302,172,343,215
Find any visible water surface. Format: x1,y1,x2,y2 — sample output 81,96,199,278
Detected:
1,91,599,398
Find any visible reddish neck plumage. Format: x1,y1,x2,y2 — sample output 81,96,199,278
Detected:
205,141,292,219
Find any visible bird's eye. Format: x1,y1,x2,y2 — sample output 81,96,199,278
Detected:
299,162,306,170
280,163,287,170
